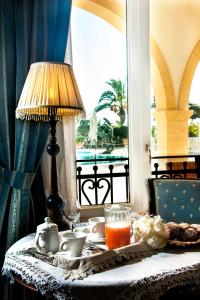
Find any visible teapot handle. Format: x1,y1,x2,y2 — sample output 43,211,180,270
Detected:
35,232,46,251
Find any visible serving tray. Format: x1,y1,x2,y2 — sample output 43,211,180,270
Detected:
168,239,200,247
18,237,154,280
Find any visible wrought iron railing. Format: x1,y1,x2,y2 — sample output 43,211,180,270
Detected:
151,153,200,179
76,157,129,205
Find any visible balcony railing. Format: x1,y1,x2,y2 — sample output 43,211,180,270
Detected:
76,157,129,205
151,153,200,179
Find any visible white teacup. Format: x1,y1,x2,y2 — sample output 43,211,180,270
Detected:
60,231,87,257
88,217,105,238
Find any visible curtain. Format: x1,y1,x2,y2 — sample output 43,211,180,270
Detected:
41,118,78,215
62,28,80,215
0,0,72,294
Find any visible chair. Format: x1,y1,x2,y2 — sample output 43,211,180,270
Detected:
148,178,200,223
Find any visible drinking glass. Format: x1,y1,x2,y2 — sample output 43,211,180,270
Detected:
104,204,131,249
66,199,81,231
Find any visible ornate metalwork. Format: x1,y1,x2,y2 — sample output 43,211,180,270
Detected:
76,158,129,205
151,154,200,179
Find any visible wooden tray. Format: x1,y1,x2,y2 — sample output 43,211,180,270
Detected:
168,239,200,247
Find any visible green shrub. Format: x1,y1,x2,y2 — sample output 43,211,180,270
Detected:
188,124,199,137
113,126,128,139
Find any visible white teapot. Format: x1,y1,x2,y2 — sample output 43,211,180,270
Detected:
35,217,60,253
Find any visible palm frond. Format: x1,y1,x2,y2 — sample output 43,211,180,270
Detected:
189,103,200,119
94,78,127,126
94,103,111,113
98,91,116,103
102,118,112,126
106,79,125,99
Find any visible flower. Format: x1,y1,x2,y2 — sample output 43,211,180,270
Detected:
132,215,169,249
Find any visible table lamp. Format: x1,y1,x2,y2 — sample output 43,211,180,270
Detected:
16,62,84,230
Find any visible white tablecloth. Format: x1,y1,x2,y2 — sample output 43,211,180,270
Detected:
2,234,200,300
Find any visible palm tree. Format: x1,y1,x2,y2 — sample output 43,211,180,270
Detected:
94,79,127,126
189,103,200,120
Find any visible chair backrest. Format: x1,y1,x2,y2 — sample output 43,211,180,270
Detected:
147,178,200,223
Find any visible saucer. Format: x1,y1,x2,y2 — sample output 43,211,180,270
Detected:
73,225,106,243
74,225,90,234
87,233,106,243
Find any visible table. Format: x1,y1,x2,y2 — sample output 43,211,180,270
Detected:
2,234,200,300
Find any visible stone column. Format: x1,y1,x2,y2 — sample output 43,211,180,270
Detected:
153,109,192,156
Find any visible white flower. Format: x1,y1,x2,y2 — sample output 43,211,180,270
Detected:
132,215,169,249
146,235,167,249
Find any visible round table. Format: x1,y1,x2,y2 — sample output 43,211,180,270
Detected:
3,234,200,300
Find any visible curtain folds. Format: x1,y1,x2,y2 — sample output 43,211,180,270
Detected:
41,118,78,215
0,0,72,273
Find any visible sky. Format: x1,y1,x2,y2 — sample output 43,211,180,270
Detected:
70,7,127,122
189,63,200,104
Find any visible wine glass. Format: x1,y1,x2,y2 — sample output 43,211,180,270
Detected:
66,199,81,231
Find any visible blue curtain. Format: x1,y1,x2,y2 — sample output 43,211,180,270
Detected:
0,0,72,270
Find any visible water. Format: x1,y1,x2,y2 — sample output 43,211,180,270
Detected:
76,149,127,165
76,150,129,205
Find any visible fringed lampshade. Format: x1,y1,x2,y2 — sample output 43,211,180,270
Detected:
16,62,84,230
16,62,84,121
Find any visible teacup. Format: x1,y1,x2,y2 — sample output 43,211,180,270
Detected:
60,231,87,257
88,217,105,238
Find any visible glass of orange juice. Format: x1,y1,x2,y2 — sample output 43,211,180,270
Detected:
104,204,131,249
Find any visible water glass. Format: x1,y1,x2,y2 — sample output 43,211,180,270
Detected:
66,199,81,231
104,204,131,249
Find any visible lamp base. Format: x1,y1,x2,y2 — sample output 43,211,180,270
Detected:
47,194,70,231
47,209,70,231
46,115,71,231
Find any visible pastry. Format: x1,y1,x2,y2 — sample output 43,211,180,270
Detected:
183,227,197,241
166,222,200,242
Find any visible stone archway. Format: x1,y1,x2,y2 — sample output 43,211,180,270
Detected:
151,37,192,155
179,40,200,109
72,0,195,156
151,38,175,110
73,0,126,33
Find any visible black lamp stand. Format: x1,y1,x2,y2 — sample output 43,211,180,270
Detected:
46,114,70,230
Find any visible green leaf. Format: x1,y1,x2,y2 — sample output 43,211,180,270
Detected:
94,78,127,126
94,103,111,113
98,91,116,103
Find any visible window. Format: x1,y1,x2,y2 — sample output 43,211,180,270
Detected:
70,0,151,212
71,3,129,206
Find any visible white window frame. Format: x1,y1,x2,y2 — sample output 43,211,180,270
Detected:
78,0,151,218
127,0,151,212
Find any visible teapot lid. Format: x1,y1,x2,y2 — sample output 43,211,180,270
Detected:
37,217,58,232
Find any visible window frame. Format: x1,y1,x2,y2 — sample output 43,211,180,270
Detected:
127,0,151,213
72,0,151,218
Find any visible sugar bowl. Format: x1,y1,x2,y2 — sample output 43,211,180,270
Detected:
35,217,60,253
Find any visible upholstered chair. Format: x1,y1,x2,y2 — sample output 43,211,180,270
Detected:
148,179,200,223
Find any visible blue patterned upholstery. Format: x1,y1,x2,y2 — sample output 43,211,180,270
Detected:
153,179,200,223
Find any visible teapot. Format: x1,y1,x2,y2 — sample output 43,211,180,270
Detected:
35,217,60,253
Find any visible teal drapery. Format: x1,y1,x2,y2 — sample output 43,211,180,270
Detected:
0,0,72,272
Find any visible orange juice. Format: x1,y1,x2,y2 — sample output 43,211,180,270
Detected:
105,224,131,249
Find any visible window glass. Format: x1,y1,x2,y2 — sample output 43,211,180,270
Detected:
71,4,128,206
